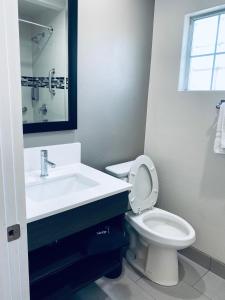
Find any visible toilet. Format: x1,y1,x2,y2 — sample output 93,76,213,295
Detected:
106,155,196,286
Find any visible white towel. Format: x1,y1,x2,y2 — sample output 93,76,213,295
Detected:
214,102,225,154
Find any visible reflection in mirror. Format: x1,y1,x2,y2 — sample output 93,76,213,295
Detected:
18,0,70,127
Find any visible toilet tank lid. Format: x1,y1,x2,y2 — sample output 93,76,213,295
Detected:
105,161,134,178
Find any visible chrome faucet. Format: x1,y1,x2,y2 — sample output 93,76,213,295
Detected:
40,150,56,177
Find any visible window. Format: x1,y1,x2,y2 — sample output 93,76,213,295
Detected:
181,9,225,91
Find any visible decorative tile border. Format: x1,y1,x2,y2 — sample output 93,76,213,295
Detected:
21,76,68,89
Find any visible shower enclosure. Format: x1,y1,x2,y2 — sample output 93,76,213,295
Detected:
19,0,68,125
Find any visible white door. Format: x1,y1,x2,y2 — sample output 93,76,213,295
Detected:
0,0,30,299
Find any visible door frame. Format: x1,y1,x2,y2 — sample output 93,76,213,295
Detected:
0,0,30,299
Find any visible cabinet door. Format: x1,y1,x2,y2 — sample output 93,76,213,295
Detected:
28,192,129,251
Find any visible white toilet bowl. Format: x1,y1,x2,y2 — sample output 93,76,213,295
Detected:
106,155,196,286
126,208,195,286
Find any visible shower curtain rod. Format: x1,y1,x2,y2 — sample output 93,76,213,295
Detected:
19,19,53,32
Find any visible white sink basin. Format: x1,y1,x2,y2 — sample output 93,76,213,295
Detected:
25,163,131,223
26,173,98,202
24,144,131,223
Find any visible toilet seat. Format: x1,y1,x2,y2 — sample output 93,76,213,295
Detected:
126,208,196,249
128,155,159,214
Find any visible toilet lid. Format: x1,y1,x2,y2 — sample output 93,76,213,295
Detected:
128,155,159,214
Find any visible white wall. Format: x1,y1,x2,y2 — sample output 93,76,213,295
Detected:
145,0,225,264
24,0,155,171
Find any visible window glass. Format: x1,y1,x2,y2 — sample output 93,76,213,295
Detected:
191,16,218,56
188,56,214,90
212,54,225,90
181,9,225,91
216,14,225,52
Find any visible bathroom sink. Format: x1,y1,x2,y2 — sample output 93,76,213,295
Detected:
26,173,98,202
25,163,131,223
24,143,132,223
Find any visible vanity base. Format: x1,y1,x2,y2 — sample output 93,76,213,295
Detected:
28,192,129,299
30,249,124,300
105,264,123,279
29,217,127,299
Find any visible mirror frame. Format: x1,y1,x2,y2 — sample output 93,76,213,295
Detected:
23,0,78,134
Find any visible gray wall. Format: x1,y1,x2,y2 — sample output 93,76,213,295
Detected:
24,0,155,170
145,0,225,264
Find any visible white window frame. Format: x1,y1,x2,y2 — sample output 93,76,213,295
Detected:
179,5,225,91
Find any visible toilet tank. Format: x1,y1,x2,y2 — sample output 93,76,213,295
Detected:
105,161,134,181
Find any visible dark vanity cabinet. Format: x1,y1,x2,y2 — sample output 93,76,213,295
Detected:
28,192,129,299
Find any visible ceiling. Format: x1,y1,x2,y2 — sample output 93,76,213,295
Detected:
18,0,66,20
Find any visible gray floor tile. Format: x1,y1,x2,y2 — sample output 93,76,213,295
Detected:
137,276,210,300
123,259,142,282
97,276,154,300
179,254,208,286
194,271,225,300
73,283,111,300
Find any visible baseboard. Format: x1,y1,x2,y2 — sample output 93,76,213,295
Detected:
179,247,211,270
179,247,225,280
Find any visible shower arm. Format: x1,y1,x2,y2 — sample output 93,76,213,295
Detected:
49,68,56,96
19,19,53,32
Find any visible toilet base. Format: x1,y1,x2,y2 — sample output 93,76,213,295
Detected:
126,245,178,286
145,244,178,286
126,228,179,287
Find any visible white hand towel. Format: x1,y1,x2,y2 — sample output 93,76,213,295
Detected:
214,102,225,154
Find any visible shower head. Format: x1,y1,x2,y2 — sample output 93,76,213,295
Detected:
31,32,45,44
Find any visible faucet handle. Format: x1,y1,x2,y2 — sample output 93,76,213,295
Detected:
41,149,48,157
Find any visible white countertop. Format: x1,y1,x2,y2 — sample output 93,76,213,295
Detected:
26,163,131,223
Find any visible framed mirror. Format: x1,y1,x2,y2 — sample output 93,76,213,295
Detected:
18,0,77,134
